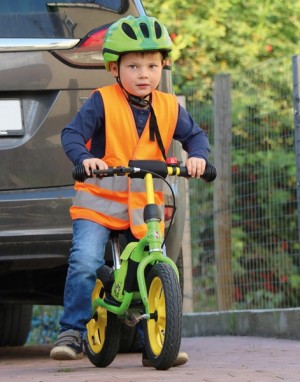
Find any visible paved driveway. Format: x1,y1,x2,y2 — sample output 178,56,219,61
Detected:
1,336,300,382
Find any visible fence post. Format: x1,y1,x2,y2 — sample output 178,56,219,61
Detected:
177,95,194,313
292,56,300,247
213,74,234,310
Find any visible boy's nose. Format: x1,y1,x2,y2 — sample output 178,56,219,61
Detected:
139,67,148,77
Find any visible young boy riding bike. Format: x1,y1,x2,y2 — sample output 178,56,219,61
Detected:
50,15,210,366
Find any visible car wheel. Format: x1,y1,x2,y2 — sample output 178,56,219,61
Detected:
0,304,33,346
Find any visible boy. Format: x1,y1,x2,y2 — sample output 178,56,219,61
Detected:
50,15,210,366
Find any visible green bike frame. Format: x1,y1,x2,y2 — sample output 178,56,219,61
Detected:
91,173,179,319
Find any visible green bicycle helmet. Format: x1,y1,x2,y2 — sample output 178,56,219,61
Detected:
103,15,172,71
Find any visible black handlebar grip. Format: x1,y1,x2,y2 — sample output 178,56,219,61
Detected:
179,162,217,182
72,164,87,182
72,165,120,181
202,162,217,182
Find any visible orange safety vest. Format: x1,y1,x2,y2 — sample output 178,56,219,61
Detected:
70,83,178,238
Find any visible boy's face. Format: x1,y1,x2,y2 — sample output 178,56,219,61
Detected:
110,52,164,99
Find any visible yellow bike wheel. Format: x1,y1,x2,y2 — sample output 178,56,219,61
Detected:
147,275,167,355
85,265,121,367
144,263,182,370
86,279,107,354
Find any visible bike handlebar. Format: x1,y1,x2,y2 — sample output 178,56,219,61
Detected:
72,160,217,183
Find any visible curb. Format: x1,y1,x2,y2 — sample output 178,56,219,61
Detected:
182,308,300,340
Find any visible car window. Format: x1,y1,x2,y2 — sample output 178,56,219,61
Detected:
0,0,127,38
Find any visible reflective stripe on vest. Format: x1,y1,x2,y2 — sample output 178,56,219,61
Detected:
73,177,129,220
70,83,178,238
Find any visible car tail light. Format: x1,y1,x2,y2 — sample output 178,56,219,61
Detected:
52,25,111,68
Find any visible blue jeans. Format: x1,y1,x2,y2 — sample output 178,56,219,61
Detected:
59,219,111,337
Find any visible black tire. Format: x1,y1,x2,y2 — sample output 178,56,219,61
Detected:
119,324,143,353
176,248,184,297
85,265,121,367
119,250,184,354
0,304,33,346
143,263,182,370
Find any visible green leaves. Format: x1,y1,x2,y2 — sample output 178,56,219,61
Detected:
144,0,300,92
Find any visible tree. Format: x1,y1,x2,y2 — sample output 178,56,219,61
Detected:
144,0,300,94
144,0,300,310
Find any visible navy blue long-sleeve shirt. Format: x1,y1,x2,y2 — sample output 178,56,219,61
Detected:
61,90,210,165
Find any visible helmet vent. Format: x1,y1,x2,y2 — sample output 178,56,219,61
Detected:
122,23,137,40
140,23,150,38
154,21,162,39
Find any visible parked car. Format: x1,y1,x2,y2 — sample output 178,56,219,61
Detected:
0,0,186,348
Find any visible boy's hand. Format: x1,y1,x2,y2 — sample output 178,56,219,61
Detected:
82,158,108,176
185,157,206,179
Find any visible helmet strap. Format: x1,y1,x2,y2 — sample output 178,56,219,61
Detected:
148,101,167,160
116,76,149,107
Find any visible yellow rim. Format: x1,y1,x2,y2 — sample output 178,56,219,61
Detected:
147,276,166,355
86,279,107,353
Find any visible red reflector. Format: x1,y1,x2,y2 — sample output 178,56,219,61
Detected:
164,206,174,222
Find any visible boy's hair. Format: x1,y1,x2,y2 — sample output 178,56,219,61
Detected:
116,50,168,65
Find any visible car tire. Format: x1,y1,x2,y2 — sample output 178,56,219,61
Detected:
0,304,33,346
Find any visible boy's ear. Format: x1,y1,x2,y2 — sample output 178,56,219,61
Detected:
110,62,119,76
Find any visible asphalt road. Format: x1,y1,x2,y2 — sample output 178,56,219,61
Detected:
1,336,300,382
